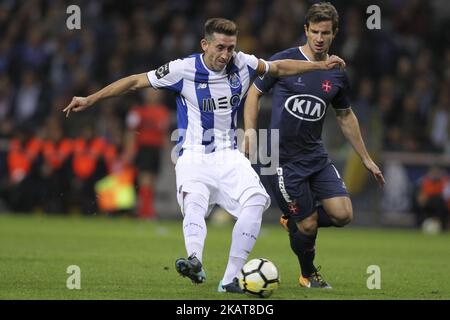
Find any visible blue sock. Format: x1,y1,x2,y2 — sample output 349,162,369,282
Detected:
287,218,317,277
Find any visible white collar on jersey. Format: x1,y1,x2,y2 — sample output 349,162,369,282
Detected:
200,53,229,75
299,46,329,62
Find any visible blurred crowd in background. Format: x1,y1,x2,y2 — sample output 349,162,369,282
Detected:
0,0,449,230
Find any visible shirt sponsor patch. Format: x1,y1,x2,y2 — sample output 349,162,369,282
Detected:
155,63,170,79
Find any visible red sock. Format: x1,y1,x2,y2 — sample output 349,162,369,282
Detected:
138,186,155,219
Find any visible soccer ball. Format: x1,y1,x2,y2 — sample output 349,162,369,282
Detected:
422,217,442,235
238,258,280,298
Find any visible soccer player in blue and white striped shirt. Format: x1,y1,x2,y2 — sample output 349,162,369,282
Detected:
64,17,345,293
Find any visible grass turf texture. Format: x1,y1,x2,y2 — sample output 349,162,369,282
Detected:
0,213,449,300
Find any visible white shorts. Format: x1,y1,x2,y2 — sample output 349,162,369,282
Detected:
175,149,270,218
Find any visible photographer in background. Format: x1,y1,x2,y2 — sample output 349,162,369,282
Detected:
416,166,449,231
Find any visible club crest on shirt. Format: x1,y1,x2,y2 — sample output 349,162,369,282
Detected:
321,79,332,93
228,73,241,89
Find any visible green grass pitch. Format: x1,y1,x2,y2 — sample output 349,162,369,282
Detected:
0,213,449,300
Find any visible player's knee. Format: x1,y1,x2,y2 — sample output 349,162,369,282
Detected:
334,208,353,227
297,216,318,235
241,194,268,222
183,192,208,218
242,193,268,209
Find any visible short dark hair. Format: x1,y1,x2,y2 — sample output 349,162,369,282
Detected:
305,2,339,33
204,18,238,40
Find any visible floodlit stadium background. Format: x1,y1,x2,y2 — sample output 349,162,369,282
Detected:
0,0,449,229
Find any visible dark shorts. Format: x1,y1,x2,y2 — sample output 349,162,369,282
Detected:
269,162,349,222
135,146,162,174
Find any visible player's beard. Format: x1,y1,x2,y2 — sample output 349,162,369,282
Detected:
310,43,329,61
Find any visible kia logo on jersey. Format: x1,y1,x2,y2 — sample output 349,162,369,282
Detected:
284,94,327,121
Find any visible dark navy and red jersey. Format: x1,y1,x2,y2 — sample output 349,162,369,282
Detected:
254,46,350,170
254,47,351,219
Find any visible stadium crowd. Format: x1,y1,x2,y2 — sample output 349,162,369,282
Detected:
0,0,449,223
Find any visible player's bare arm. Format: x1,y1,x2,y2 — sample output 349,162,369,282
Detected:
256,55,345,77
335,108,385,187
63,73,151,117
243,85,264,157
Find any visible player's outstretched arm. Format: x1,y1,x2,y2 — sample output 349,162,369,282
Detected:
63,73,151,118
258,55,345,78
243,85,264,158
336,108,386,187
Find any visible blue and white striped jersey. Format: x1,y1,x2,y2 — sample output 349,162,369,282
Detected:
147,52,259,155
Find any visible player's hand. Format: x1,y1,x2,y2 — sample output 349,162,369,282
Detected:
363,158,385,187
242,130,258,160
325,55,346,70
63,96,92,118
242,134,250,159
